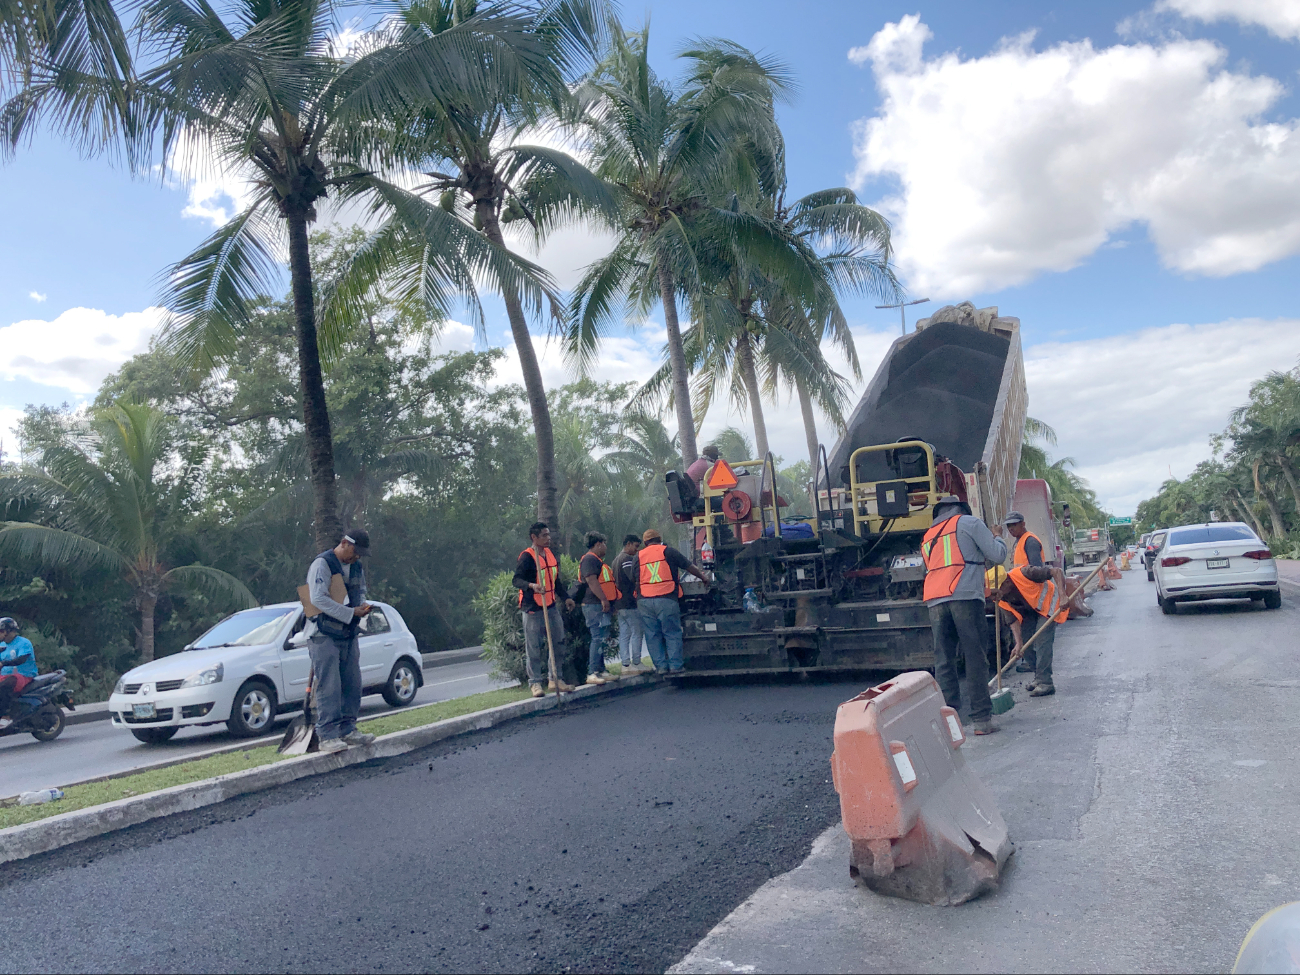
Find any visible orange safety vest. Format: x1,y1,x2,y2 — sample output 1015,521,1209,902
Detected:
518,547,559,608
1012,531,1043,568
638,543,682,598
921,515,966,601
597,562,620,602
997,566,1069,624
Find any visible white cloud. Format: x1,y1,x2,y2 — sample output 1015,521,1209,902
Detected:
28,292,46,303
1157,0,1300,40
0,306,165,394
848,15,1300,296
1024,317,1300,513
180,172,258,227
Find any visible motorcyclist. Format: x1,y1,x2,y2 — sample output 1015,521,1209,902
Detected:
0,617,37,730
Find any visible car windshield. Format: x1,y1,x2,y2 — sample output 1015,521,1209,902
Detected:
1168,525,1257,546
191,608,296,649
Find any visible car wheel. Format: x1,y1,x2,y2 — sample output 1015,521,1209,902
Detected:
1264,591,1282,610
1160,596,1176,615
382,659,420,708
29,705,65,742
228,680,277,737
131,726,178,744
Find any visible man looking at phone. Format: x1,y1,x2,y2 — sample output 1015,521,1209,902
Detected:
306,529,375,752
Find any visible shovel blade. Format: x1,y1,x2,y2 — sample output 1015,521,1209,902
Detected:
278,713,318,755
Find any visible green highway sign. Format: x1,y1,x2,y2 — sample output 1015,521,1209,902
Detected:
1108,516,1133,525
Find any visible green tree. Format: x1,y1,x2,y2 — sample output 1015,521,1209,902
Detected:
0,402,254,662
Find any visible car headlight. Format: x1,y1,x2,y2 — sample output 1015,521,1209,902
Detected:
113,678,125,695
181,662,224,688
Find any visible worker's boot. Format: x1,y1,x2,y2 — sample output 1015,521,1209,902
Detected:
1029,684,1055,697
973,720,999,735
548,680,575,693
530,683,545,698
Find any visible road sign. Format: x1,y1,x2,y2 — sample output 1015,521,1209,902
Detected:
1108,516,1132,526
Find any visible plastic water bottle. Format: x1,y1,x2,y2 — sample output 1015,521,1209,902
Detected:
743,587,762,613
18,788,64,806
700,540,715,568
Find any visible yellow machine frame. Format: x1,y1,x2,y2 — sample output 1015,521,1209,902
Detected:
692,455,783,550
847,440,942,537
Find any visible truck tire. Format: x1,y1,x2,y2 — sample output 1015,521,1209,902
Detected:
1264,591,1282,610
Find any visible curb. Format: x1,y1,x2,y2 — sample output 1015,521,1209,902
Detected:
0,674,656,865
60,647,486,726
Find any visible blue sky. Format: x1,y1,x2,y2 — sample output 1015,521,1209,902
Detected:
3,0,1300,513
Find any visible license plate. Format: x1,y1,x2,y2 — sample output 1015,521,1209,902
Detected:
133,703,157,719
1206,558,1229,569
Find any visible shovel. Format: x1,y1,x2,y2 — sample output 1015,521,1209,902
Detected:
278,665,319,755
535,544,565,706
990,604,1014,715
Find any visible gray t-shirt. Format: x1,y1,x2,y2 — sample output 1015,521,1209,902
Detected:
926,515,1008,606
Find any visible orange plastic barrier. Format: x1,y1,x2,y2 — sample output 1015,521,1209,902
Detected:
831,671,1013,905
1105,558,1122,580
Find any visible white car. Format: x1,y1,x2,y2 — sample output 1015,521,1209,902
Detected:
1153,522,1280,615
108,601,424,743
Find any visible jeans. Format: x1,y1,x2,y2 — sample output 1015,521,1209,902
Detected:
928,598,994,723
309,631,361,741
583,603,612,674
522,606,566,685
617,607,645,667
1020,611,1056,687
639,597,684,672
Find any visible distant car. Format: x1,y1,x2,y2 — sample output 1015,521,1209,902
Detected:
1143,530,1167,581
108,601,424,744
1153,522,1280,615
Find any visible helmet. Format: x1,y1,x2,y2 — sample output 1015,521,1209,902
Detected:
0,617,16,632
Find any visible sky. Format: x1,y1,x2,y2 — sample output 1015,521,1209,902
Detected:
3,0,1300,514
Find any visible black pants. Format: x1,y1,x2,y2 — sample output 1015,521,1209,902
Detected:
929,598,994,722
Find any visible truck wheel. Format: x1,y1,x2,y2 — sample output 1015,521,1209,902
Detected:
382,659,420,708
30,706,64,742
1264,591,1282,610
131,726,179,744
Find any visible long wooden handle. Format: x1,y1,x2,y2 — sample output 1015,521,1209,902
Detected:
988,559,1106,689
535,546,563,704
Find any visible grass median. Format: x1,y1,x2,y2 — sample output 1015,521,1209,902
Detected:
0,685,532,831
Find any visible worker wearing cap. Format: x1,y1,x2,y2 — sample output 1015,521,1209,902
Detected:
921,495,1007,734
996,512,1067,697
685,445,721,491
636,528,711,674
306,529,376,752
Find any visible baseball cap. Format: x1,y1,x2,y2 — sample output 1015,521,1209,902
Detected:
1003,511,1026,525
642,529,662,543
343,529,371,556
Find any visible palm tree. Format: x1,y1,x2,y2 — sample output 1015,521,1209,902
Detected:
568,26,791,468
327,0,612,530
0,402,254,662
5,0,564,550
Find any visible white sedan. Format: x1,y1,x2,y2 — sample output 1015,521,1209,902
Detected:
1153,523,1280,615
108,601,424,743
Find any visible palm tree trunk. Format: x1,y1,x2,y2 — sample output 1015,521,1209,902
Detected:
657,261,698,468
1255,469,1287,538
139,592,157,663
480,210,559,527
286,209,341,551
1274,453,1300,514
735,331,769,459
795,376,819,471
1233,489,1268,537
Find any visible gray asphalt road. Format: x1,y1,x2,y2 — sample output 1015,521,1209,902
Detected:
0,658,506,799
673,572,1300,974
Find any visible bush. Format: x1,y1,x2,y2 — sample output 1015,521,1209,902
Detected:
1269,533,1300,560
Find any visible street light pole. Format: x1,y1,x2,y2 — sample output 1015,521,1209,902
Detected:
876,298,930,335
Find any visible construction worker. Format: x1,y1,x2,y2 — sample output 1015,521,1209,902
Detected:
611,534,647,674
921,495,1007,735
685,444,721,491
513,522,577,697
578,531,621,686
1004,510,1043,663
995,558,1069,697
636,528,711,674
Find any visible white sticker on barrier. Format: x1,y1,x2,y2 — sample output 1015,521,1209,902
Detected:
892,748,917,784
945,714,964,742
705,623,717,632
876,613,890,622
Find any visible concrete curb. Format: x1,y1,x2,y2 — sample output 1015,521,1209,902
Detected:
0,674,656,865
60,647,486,726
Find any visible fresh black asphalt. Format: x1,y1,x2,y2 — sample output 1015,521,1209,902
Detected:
0,678,878,974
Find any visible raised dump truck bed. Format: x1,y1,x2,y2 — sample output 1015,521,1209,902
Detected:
669,305,1027,675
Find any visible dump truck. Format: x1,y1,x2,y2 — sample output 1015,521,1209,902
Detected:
1011,478,1064,567
1071,526,1110,566
663,304,1027,674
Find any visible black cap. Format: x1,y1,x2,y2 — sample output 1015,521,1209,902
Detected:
343,529,371,557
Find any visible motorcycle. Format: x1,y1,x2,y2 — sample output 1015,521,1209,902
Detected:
1,670,74,742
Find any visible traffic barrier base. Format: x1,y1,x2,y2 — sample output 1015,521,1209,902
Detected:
831,671,1013,905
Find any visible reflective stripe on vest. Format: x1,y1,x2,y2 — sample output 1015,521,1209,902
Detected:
999,566,1069,624
921,515,966,601
1012,531,1042,568
598,563,620,602
518,547,558,607
638,544,677,598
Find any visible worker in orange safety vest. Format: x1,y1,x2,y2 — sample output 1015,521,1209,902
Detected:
996,514,1069,697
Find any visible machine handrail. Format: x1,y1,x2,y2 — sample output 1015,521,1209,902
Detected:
847,440,939,537
757,451,782,539
815,443,834,533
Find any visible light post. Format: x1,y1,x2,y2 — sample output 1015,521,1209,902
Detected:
876,298,930,335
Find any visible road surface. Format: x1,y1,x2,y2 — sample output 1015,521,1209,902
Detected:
1,570,1296,973
0,656,504,800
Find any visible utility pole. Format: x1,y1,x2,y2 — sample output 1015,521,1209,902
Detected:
876,297,930,335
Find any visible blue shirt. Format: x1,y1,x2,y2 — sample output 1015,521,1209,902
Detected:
0,636,38,679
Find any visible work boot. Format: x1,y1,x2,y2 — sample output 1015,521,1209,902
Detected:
621,664,642,675
530,683,545,698
585,673,606,686
597,670,620,681
0,717,11,730
548,680,575,693
320,738,348,753
343,730,376,746
1015,662,1034,673
1029,684,1056,697
973,720,999,735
